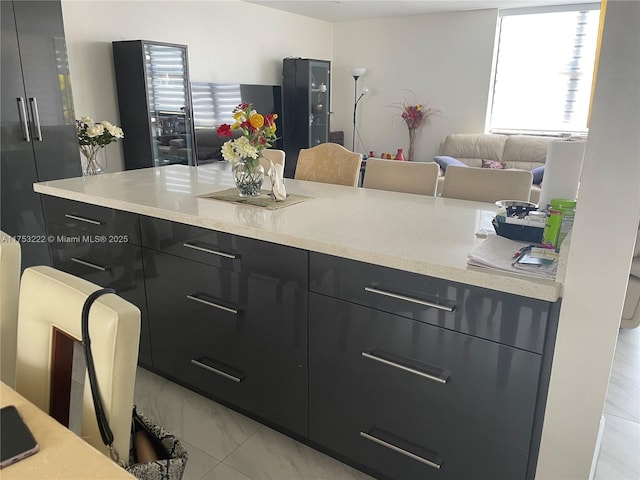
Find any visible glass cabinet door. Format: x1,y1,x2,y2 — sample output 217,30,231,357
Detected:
308,61,330,147
144,43,194,166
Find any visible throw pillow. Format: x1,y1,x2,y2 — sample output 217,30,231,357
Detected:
433,155,467,171
481,159,505,169
531,165,545,185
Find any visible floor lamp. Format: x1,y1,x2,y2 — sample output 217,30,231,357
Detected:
349,67,368,152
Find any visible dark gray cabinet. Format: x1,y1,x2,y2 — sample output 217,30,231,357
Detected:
282,58,331,178
41,196,152,367
140,217,309,436
112,40,196,170
308,252,558,480
1,0,81,268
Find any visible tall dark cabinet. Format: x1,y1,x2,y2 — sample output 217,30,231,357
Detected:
282,58,331,178
1,0,81,269
112,40,196,170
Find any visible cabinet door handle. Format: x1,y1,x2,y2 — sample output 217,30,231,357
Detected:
364,286,455,312
70,257,109,272
64,213,104,225
186,293,239,315
362,350,449,384
16,97,31,141
28,97,43,141
360,430,442,470
182,242,238,259
191,359,243,383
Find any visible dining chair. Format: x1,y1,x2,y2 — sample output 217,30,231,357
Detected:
14,266,141,461
294,143,362,187
441,165,533,203
0,231,21,388
259,148,286,173
363,158,440,196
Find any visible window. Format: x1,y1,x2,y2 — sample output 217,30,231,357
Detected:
489,4,601,135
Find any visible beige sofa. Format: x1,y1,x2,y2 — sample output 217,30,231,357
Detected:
435,133,552,203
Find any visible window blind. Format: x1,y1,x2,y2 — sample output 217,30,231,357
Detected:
489,4,600,135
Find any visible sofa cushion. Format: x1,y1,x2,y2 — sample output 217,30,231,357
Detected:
502,135,552,170
434,155,467,172
440,134,508,168
531,165,545,185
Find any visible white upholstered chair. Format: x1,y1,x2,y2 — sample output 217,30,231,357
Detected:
294,143,362,187
441,165,533,203
259,148,285,173
0,231,21,388
363,159,440,196
15,266,141,460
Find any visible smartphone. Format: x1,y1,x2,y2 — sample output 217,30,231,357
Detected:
0,405,39,469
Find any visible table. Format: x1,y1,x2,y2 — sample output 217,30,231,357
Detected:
0,382,134,479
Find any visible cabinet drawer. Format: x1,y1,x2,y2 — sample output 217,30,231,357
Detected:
144,249,308,436
42,195,141,245
140,216,307,289
309,293,541,480
48,224,152,367
310,252,550,353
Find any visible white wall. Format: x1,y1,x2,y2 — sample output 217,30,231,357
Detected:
331,9,498,159
536,1,640,477
61,0,333,171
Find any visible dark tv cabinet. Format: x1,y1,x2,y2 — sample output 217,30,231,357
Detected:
112,40,196,170
282,58,331,178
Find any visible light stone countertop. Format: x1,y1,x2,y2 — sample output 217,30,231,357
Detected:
34,162,562,302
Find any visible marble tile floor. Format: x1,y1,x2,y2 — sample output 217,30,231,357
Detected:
69,327,639,480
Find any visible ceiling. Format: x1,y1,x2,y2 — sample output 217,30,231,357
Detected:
244,0,593,22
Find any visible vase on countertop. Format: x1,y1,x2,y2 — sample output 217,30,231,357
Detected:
233,159,264,197
80,146,104,176
395,148,406,161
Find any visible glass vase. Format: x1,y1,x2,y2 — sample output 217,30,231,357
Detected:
81,147,104,176
233,160,264,197
408,128,417,161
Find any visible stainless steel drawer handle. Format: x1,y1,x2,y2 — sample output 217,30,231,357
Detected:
182,242,238,259
364,286,455,312
191,359,243,383
362,351,449,384
17,97,30,141
360,431,442,470
64,213,104,226
186,294,239,315
70,257,108,272
28,97,42,141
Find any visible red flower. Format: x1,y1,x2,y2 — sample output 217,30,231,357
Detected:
217,124,233,138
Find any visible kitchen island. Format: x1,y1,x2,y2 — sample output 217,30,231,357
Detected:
35,162,561,480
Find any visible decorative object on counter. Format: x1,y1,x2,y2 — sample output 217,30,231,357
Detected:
199,188,309,210
76,117,124,176
268,160,287,201
394,148,406,161
217,103,278,197
348,67,369,152
391,91,441,161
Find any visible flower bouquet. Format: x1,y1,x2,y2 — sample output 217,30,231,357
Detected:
217,103,278,196
76,117,124,176
392,94,440,161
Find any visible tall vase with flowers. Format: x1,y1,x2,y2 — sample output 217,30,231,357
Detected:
76,117,124,176
392,93,440,161
217,103,279,197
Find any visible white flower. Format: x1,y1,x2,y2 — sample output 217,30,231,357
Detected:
81,116,93,123
105,123,124,138
234,136,258,159
221,141,239,163
86,124,104,137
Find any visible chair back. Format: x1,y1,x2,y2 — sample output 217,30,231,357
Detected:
363,159,440,196
0,231,21,388
259,149,285,173
294,143,362,187
15,266,140,461
441,165,533,203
